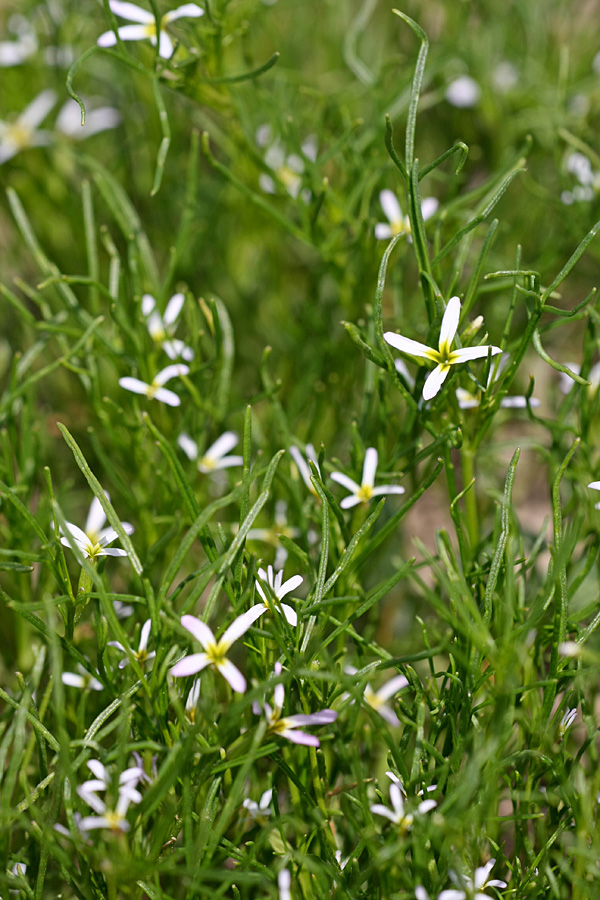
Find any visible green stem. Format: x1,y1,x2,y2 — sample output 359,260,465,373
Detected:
461,443,479,552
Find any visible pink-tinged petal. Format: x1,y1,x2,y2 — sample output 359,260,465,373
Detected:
85,496,107,536
422,365,450,401
589,481,600,491
374,222,394,240
154,364,190,386
164,3,205,21
158,30,174,58
138,618,152,652
153,387,181,406
371,485,405,497
220,604,266,650
340,495,363,509
370,803,398,822
280,603,298,626
162,292,185,326
100,548,129,557
119,376,150,396
273,681,285,713
87,760,108,782
374,704,400,727
109,0,154,22
178,433,198,461
383,332,438,361
421,197,439,221
205,431,239,461
20,89,57,128
277,574,303,599
361,447,378,489
170,652,210,677
180,614,214,649
379,189,403,225
438,295,461,350
330,471,360,493
217,658,246,693
286,710,337,726
450,345,502,363
376,674,409,700
97,30,118,47
279,727,320,746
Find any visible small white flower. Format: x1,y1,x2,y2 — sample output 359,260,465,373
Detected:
375,190,438,241
185,678,201,723
559,707,577,737
363,673,409,727
256,662,337,746
60,494,134,561
438,859,506,900
55,99,121,139
252,564,303,627
108,618,156,669
142,293,194,361
290,443,320,494
178,431,243,473
0,89,56,164
445,75,481,108
561,152,600,205
62,664,103,691
257,127,316,200
384,296,501,401
170,608,266,693
77,759,144,833
97,1,204,59
243,788,273,821
371,773,436,831
119,363,189,406
331,447,405,509
558,641,582,658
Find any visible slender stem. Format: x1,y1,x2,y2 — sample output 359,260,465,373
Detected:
461,443,479,552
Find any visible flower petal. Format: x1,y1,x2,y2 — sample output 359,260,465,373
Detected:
112,24,155,41
163,292,185,325
217,658,246,693
138,618,152,652
220,604,266,650
340,495,363,509
371,485,405,497
178,433,198,460
361,447,378,489
277,574,303,599
85,496,107,535
119,376,150,396
286,710,337,726
383,332,438,361
20,89,57,128
330,471,360,493
153,387,181,406
374,222,394,240
158,30,174,58
205,431,239,461
438,295,461,351
422,365,450,401
154,364,189,386
450,345,502,363
376,674,409,701
170,652,210,678
180,614,214,649
421,197,439,221
379,189,403,225
109,0,154,23
164,3,205,21
374,705,400,727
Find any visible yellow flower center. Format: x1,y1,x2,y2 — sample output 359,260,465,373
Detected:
357,484,373,502
7,122,34,149
390,218,410,237
104,810,126,832
198,455,217,471
277,165,301,192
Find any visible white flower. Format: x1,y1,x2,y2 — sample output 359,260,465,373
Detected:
561,153,600,205
0,17,37,66
246,500,302,568
243,788,273,821
185,678,201,723
170,608,266,693
60,494,134,561
78,759,144,799
55,98,121,139
119,363,189,406
178,431,243,473
438,859,506,900
370,773,436,831
97,1,204,59
559,707,577,737
256,662,337,746
62,664,103,691
445,75,481,108
0,89,56,164
142,293,194,361
77,759,144,833
252,564,303,627
455,353,540,411
384,296,501,401
363,673,409,727
257,127,316,199
278,869,291,900
290,443,320,495
108,618,156,669
375,190,438,241
331,447,405,509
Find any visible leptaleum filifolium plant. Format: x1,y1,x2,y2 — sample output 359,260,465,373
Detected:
2,1,600,898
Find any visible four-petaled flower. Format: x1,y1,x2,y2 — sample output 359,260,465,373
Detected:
331,447,405,509
178,431,243,473
438,859,507,900
170,608,266,693
375,190,438,241
97,1,204,59
384,296,501,401
108,618,156,669
255,662,337,746
60,495,134,561
252,565,303,627
119,364,189,406
370,772,436,832
0,89,56,164
142,292,194,361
